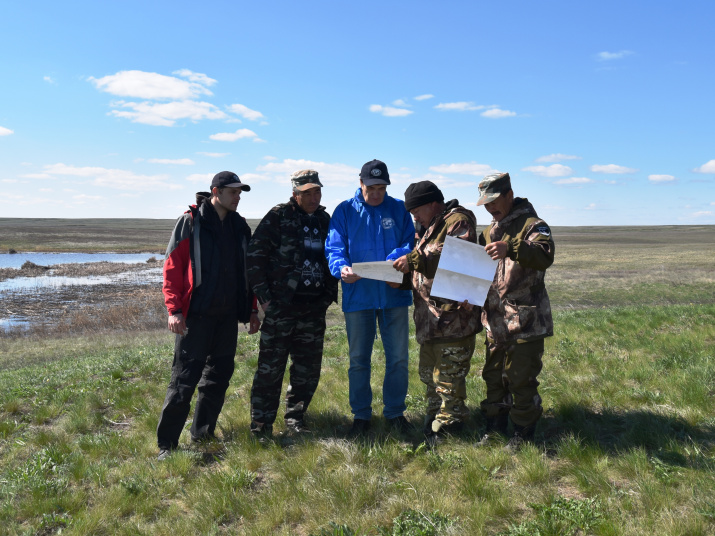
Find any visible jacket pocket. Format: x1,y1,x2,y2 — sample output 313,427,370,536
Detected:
504,299,536,336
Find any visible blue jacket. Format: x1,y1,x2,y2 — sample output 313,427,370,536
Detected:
326,188,415,312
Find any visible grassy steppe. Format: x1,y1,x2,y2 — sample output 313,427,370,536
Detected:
0,224,714,535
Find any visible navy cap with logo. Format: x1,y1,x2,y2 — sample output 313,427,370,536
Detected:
359,159,390,186
211,171,251,191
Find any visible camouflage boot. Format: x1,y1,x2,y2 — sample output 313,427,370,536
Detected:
505,423,536,453
476,414,509,447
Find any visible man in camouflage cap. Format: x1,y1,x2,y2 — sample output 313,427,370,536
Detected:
392,181,482,446
475,172,554,451
247,169,338,440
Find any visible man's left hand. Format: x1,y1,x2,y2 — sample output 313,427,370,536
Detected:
393,255,409,273
248,312,261,334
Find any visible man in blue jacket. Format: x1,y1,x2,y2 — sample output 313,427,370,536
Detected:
325,159,415,436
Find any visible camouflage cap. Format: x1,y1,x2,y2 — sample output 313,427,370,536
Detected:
476,172,511,206
291,169,323,191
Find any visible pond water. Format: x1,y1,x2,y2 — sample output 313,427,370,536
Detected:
0,268,163,292
0,252,160,269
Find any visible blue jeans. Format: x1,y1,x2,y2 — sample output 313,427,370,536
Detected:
344,307,409,420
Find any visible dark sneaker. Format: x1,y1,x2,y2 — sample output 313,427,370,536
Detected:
504,423,535,453
191,433,217,444
347,418,371,439
157,448,172,461
422,414,436,435
386,415,412,434
285,420,311,435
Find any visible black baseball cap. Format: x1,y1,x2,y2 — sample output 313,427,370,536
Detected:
211,171,251,191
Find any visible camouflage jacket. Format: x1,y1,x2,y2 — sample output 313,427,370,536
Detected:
403,200,483,344
247,198,338,309
478,197,554,343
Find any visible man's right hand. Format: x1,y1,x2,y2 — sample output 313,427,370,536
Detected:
168,312,187,335
341,266,361,284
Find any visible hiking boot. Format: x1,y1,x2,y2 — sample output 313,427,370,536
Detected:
347,418,371,439
191,433,217,444
250,422,273,445
157,448,173,461
386,415,412,435
422,414,436,435
504,423,535,453
285,420,311,435
425,421,463,448
477,415,509,447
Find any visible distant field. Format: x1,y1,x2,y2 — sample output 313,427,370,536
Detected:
0,222,714,535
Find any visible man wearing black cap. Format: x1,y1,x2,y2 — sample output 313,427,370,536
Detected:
475,172,554,451
392,181,482,445
325,159,415,436
246,170,338,441
157,171,260,460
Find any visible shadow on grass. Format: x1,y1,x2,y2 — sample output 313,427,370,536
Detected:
541,403,715,465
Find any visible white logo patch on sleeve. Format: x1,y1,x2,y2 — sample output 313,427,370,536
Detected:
536,226,551,236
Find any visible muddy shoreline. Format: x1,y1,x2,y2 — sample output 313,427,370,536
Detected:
0,259,166,336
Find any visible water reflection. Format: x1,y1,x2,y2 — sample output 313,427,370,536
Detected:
0,252,159,269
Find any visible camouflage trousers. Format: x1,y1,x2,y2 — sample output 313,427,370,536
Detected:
419,333,476,430
480,338,544,427
250,302,327,429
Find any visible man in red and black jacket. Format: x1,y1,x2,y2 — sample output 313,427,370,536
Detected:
157,171,260,460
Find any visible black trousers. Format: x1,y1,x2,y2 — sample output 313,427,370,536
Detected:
157,313,238,450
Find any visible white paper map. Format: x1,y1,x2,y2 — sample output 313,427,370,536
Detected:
430,235,497,307
352,261,405,284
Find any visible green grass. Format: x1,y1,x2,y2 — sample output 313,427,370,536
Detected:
0,304,713,535
1,224,714,534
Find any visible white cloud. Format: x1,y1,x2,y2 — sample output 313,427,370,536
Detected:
429,162,499,177
434,102,485,112
172,69,217,87
590,164,637,174
481,108,516,118
43,163,180,191
0,126,13,136
523,164,573,177
369,105,413,117
693,159,715,173
229,103,265,121
648,174,677,183
554,177,594,185
691,211,713,217
186,173,213,183
536,153,581,163
392,99,410,107
43,76,56,85
1,178,18,183
258,159,359,186
414,94,434,101
197,152,229,158
20,173,53,179
584,203,597,210
109,100,226,126
89,70,215,100
147,158,195,165
73,194,104,202
596,50,634,61
209,128,258,142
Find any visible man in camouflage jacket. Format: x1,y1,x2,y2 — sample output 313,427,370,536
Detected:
247,170,338,439
393,181,482,442
476,172,554,450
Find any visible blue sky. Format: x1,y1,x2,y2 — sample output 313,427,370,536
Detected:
1,1,714,225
